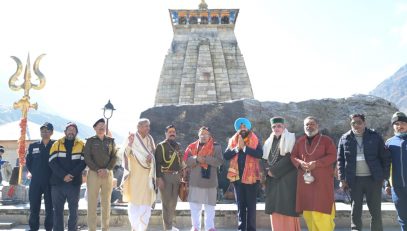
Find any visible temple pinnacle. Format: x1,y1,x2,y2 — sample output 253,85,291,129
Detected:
199,0,208,10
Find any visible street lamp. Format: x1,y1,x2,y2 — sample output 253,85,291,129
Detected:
103,100,116,136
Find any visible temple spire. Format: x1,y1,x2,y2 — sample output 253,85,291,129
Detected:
199,0,208,10
155,2,252,106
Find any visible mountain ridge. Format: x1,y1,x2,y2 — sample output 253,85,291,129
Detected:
370,64,407,112
0,105,98,140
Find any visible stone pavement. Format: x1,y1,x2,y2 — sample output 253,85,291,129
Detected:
0,200,400,230
5,225,403,231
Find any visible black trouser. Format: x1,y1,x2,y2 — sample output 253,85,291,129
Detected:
349,176,383,231
233,181,258,231
29,182,53,231
51,183,80,231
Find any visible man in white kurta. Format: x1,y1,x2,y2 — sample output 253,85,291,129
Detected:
122,118,156,231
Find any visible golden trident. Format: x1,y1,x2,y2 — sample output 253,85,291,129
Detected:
8,53,46,184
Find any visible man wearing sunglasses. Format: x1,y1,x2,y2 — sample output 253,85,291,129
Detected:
337,113,391,231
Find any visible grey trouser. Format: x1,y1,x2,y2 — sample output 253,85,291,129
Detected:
51,183,81,231
159,172,180,230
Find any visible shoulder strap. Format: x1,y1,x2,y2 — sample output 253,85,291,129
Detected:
161,143,165,158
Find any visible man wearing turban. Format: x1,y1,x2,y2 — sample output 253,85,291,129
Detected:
224,118,263,231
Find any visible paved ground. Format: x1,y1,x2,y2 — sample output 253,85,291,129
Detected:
6,225,402,231
0,193,399,230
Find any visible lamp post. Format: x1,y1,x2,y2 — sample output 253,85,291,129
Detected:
103,100,116,136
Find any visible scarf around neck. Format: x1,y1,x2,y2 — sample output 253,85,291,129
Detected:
227,131,260,184
184,138,214,169
262,128,296,160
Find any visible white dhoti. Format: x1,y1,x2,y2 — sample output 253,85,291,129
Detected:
128,203,152,231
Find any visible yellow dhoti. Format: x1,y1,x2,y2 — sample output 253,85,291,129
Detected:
303,204,335,231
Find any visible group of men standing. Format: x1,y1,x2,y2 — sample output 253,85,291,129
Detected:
26,119,117,231
25,117,191,231
234,112,405,231
22,110,407,231
228,115,337,231
260,112,407,231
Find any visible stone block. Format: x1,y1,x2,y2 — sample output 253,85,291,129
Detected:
1,185,29,203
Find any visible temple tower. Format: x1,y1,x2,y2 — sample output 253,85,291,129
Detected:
154,1,254,106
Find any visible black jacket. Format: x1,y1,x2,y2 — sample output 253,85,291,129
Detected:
49,137,86,186
337,128,391,185
26,140,55,185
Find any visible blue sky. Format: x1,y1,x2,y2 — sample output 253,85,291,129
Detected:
0,0,407,136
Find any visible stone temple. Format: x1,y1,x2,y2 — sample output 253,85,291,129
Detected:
154,1,254,106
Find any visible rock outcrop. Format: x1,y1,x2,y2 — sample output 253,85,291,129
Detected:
141,95,398,195
142,95,398,149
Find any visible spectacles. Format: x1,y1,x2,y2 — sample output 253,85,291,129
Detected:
351,121,363,126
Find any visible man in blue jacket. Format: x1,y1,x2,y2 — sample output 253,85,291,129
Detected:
0,145,6,183
337,113,391,231
386,111,407,231
49,122,86,231
26,122,55,231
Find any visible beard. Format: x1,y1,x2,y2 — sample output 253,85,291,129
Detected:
305,129,318,137
168,139,177,147
66,133,76,140
240,130,249,138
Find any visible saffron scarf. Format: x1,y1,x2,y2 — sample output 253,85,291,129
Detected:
183,138,214,169
227,131,260,184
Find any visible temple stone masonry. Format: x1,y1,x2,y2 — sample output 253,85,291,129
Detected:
154,2,254,106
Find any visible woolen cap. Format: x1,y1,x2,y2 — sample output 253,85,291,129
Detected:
391,111,407,125
234,118,251,131
65,122,78,132
93,118,105,128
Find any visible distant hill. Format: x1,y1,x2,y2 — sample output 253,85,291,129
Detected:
370,64,407,112
0,105,95,139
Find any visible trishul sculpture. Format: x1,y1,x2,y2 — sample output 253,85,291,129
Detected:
8,53,46,184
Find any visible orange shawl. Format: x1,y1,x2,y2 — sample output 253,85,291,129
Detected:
227,132,260,184
183,138,214,169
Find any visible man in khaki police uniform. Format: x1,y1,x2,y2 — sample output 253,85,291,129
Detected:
155,125,184,231
84,118,117,231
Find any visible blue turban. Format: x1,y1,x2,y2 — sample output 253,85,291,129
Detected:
234,118,252,131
